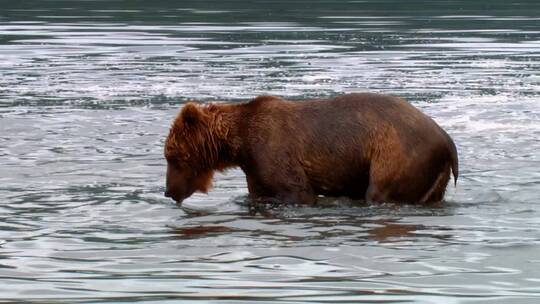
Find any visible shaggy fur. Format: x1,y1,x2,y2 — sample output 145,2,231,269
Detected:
164,93,458,205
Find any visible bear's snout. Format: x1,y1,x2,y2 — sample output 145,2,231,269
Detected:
164,190,182,203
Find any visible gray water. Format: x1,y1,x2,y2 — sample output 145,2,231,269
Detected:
1,1,540,303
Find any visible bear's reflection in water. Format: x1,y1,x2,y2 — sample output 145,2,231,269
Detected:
172,195,454,243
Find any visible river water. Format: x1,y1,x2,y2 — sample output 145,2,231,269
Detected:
1,1,540,303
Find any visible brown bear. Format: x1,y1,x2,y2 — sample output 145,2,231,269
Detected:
164,93,458,205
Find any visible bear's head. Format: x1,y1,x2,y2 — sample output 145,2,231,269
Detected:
164,102,224,203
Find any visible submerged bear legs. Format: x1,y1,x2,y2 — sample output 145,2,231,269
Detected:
246,174,317,205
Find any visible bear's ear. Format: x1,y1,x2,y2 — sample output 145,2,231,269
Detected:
181,102,204,127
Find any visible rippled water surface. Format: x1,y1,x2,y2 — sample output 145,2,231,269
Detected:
1,1,540,303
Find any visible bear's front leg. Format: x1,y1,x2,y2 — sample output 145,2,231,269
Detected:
242,160,316,205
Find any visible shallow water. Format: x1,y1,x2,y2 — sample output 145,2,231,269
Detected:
1,1,540,303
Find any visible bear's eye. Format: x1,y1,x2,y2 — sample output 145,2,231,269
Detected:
168,159,179,168
165,155,181,168
165,154,173,163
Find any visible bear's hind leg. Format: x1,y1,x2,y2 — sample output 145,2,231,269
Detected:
365,183,384,204
366,157,451,204
418,164,451,204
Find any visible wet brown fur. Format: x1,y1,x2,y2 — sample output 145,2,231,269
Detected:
164,93,459,205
